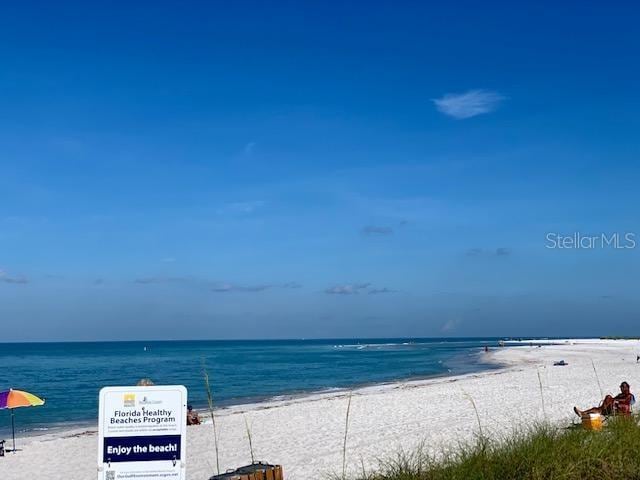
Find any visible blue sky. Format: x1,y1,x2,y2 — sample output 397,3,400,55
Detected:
1,1,639,341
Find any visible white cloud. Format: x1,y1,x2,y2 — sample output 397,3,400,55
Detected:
433,89,505,119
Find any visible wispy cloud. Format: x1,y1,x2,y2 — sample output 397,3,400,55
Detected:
2,276,29,284
367,287,395,295
0,270,29,284
324,283,395,295
133,275,300,293
440,318,460,333
361,225,394,236
433,89,505,119
134,276,190,284
213,281,303,293
324,283,371,295
211,283,271,293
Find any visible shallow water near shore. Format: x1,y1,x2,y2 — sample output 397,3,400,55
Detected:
0,337,512,436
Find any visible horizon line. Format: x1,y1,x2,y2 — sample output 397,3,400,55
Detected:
0,335,626,345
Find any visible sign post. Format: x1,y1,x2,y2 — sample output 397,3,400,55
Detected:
98,385,187,480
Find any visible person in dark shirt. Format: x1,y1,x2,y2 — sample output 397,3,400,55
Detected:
574,381,634,417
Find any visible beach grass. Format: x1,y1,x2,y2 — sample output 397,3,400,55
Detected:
342,392,353,479
352,416,640,480
202,359,221,476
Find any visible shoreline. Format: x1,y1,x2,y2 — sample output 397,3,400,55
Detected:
5,346,503,441
2,342,499,440
0,338,590,441
3,338,640,480
0,336,606,440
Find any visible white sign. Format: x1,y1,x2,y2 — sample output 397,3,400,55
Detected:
98,385,187,480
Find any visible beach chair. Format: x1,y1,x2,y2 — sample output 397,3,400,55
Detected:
602,394,636,422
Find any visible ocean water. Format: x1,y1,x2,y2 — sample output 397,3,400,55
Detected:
0,338,502,437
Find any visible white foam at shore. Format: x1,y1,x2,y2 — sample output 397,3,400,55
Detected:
2,339,639,480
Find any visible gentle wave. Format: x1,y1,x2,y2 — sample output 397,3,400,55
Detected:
0,337,505,435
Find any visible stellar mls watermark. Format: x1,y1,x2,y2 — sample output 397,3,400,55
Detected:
545,232,636,249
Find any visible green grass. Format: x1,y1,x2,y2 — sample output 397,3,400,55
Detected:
353,417,640,480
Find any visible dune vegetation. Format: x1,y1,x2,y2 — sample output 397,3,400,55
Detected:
352,416,640,480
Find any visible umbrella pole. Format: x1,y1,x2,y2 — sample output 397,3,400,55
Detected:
11,411,15,453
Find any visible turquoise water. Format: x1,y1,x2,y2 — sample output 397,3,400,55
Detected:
0,338,501,436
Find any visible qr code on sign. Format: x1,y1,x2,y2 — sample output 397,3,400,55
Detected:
106,471,115,480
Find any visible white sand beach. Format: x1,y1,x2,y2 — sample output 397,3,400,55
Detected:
2,339,639,480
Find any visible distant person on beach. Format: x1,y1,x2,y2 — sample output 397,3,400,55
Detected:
187,405,201,425
574,381,634,417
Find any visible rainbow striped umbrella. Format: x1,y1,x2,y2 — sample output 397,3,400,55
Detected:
0,389,45,453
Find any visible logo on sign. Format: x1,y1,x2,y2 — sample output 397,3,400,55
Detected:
123,394,136,407
140,396,162,406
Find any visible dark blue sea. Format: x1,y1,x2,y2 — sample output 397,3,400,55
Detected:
0,338,504,437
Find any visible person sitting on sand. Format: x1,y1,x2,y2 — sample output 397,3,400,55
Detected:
187,405,201,425
574,381,634,417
